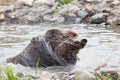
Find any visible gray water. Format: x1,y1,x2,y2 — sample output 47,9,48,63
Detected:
0,24,120,76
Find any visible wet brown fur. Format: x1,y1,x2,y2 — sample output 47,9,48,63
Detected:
7,28,87,67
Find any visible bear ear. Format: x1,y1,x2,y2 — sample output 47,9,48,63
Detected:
45,28,64,37
65,30,78,38
80,39,87,49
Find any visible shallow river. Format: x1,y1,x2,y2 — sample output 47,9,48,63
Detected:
0,24,120,76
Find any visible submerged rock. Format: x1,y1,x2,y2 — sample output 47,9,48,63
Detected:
65,13,77,24
102,8,111,14
43,14,59,22
41,71,51,80
77,10,88,19
71,69,95,80
52,72,71,80
75,18,82,24
51,69,95,80
90,13,109,24
56,16,65,23
0,13,5,21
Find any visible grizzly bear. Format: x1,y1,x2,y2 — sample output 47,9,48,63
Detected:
7,28,87,67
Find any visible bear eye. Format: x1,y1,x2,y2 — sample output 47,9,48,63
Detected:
74,41,80,44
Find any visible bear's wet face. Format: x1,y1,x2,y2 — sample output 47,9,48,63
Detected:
7,28,87,67
56,38,87,65
74,39,87,49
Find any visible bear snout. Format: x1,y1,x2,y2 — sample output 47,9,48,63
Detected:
74,39,87,49
80,39,87,49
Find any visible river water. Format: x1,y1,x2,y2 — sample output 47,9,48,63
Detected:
0,24,120,76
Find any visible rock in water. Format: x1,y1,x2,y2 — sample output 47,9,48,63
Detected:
0,13,5,21
75,18,82,24
90,13,108,24
56,16,65,23
72,69,95,80
77,10,88,19
65,13,77,24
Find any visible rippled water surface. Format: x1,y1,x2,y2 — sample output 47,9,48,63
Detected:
0,24,120,75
